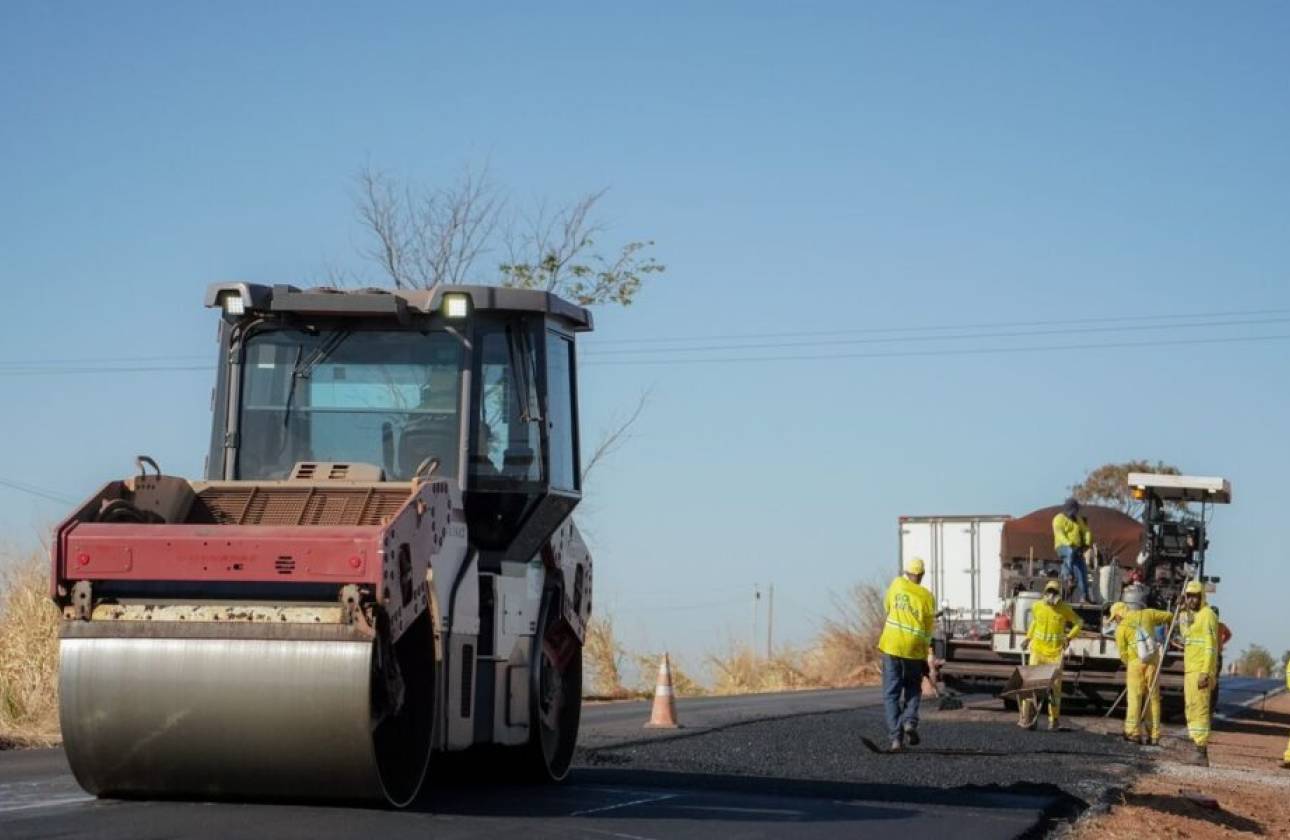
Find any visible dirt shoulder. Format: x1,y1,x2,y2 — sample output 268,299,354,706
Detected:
1065,689,1290,839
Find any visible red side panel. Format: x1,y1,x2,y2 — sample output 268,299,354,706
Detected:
61,524,383,585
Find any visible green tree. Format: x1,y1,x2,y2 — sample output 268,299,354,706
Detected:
1071,460,1182,517
1234,644,1277,677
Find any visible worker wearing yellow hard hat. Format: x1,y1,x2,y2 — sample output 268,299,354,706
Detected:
1019,579,1083,730
1114,585,1174,745
1181,580,1219,766
878,556,936,752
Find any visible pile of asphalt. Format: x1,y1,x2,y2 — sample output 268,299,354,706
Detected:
576,704,1148,798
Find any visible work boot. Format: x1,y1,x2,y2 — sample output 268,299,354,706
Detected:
888,736,905,753
1122,733,1140,745
903,725,920,747
1147,735,1161,747
1047,718,1061,732
1280,761,1289,771
1186,746,1209,767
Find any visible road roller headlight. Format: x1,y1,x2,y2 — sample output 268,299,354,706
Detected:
218,290,246,315
442,293,469,319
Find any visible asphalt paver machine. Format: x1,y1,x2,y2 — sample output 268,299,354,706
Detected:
940,473,1231,714
50,282,594,806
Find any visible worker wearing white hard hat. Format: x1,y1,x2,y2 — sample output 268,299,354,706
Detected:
1018,579,1082,731
1181,580,1219,766
877,556,936,752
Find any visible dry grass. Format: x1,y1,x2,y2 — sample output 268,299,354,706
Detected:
706,642,822,695
0,552,61,747
800,582,885,687
583,613,632,699
634,653,706,697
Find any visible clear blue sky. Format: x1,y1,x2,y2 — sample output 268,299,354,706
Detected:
3,2,1288,671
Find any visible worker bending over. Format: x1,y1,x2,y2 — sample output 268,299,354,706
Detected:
1052,498,1096,603
1020,580,1083,730
877,556,936,752
1112,587,1174,746
1181,581,1219,766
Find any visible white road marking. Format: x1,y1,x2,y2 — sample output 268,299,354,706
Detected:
667,805,805,817
0,794,97,814
578,829,660,840
570,793,678,817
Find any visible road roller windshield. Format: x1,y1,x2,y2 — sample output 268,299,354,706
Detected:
237,327,464,480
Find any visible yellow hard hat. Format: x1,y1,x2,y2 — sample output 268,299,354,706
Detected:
904,556,926,575
1109,602,1126,620
1043,580,1062,594
1184,580,1204,595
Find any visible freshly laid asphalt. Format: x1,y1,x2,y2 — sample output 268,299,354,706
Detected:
1,679,1277,839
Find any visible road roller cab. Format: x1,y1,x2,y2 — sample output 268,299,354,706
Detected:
50,283,595,806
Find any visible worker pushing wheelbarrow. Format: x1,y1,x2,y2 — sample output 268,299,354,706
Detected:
1009,579,1082,730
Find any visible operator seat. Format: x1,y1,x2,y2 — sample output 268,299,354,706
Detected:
397,415,456,479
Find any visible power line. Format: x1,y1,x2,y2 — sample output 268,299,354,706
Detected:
2,311,1290,376
584,306,1290,346
581,316,1290,357
0,354,209,369
0,365,214,377
581,331,1290,367
0,477,77,505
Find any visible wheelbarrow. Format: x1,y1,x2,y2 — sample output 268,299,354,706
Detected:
1000,663,1061,728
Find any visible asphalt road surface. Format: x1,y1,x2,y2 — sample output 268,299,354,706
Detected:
1,680,1277,839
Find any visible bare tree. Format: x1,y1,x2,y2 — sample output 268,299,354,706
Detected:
355,164,503,289
351,164,663,304
581,389,650,486
349,163,661,488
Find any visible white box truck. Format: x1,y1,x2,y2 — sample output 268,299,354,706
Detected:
898,515,1009,633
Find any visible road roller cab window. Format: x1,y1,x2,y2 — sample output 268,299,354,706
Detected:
237,328,464,480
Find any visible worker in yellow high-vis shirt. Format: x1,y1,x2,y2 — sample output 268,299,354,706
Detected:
1112,587,1174,746
877,556,936,752
1019,580,1083,731
1052,498,1095,603
1181,580,1219,766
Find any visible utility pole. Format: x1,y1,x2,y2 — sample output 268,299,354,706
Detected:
766,584,774,659
752,585,761,649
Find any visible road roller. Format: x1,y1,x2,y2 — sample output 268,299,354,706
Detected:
50,282,594,806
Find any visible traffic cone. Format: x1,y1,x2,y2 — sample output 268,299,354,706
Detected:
644,653,680,729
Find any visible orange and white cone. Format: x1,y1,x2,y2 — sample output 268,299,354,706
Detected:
644,652,680,729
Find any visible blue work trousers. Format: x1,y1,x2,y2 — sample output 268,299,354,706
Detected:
882,653,925,742
1059,545,1093,603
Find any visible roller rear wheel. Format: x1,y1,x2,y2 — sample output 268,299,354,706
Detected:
524,588,582,781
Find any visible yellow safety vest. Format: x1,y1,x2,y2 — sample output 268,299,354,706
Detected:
1183,605,1219,676
1114,608,1173,664
1027,600,1083,658
877,576,936,660
1052,513,1092,550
